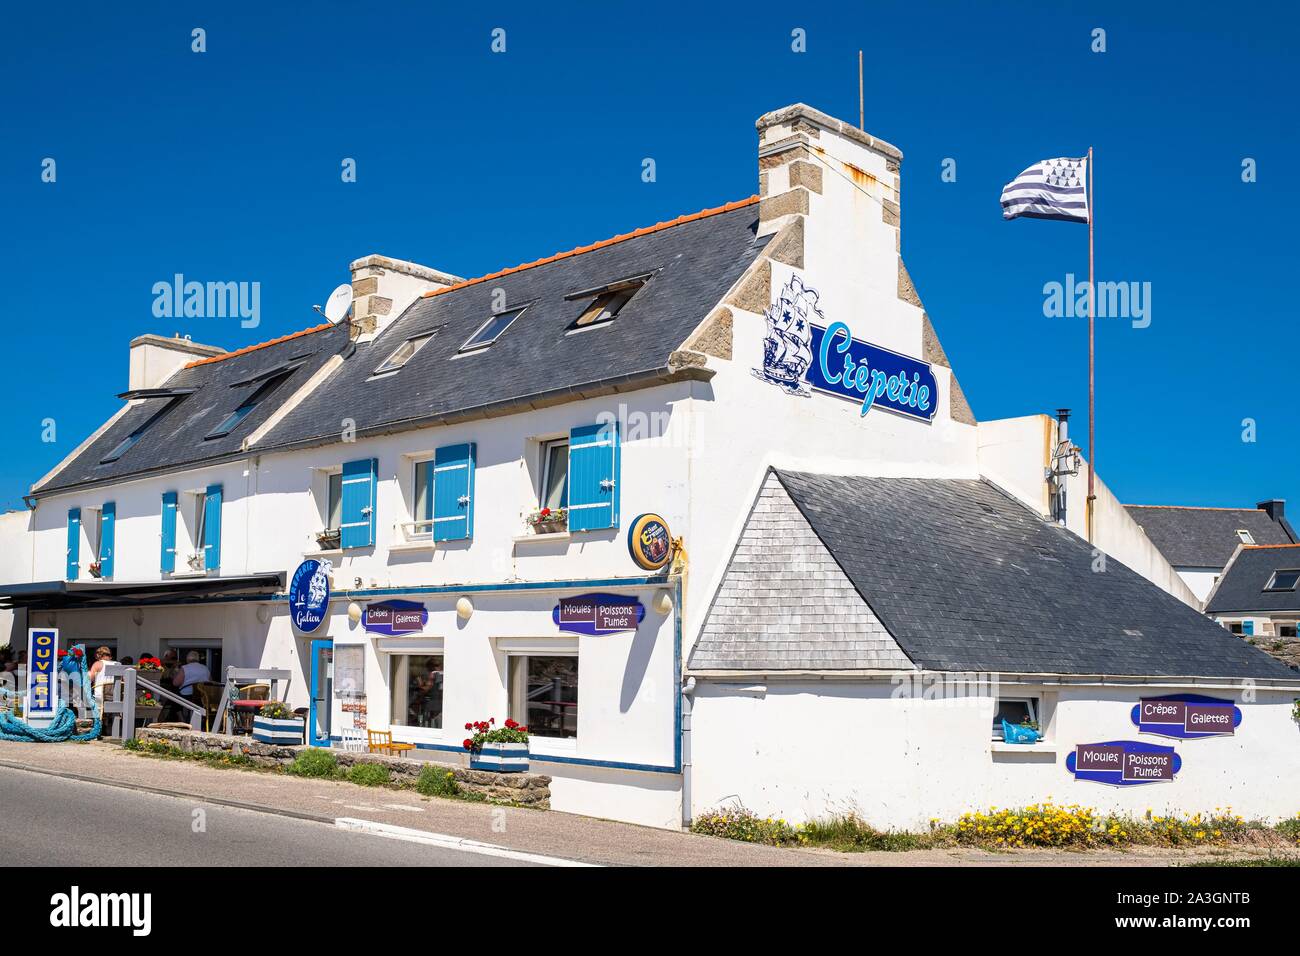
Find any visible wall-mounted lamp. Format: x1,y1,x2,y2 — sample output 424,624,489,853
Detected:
456,596,474,620
653,590,674,616
347,602,362,624
132,608,144,627
256,605,271,625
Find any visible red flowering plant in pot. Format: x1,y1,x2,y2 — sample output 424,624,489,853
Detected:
462,717,530,773
135,656,163,673
524,507,567,534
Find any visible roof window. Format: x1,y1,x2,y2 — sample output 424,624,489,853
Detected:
205,370,293,439
459,307,527,353
1264,569,1300,592
374,332,435,375
1236,529,1255,544
565,275,650,330
100,396,188,464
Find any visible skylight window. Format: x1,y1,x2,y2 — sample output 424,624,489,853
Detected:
1264,569,1300,592
459,307,527,353
374,332,435,375
565,275,650,331
1236,529,1255,544
100,397,187,464
205,371,292,440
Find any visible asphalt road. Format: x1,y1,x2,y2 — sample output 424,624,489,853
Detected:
0,766,531,866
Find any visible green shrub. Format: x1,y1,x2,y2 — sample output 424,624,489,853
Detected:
347,762,392,787
259,700,295,720
797,814,938,851
1275,815,1300,846
285,748,342,779
416,765,461,797
690,807,799,846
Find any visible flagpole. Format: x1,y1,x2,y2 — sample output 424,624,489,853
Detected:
1087,145,1096,543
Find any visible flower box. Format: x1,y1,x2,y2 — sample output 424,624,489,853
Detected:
253,715,306,746
315,529,341,550
469,741,529,773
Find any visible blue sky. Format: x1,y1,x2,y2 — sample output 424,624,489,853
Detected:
2,2,1295,513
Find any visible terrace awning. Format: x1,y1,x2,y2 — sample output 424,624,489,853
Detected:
0,573,285,610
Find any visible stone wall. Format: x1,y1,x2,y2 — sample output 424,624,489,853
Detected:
134,728,551,807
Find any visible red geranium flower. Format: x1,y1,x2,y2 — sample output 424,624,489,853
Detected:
462,738,473,750
73,648,84,657
540,508,551,517
504,718,517,729
464,722,473,731
58,650,68,658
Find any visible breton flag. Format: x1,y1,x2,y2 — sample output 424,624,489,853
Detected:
1000,156,1089,223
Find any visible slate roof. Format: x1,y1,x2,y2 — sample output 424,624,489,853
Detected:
262,199,767,450
1125,505,1295,569
36,322,351,496
1205,545,1300,615
690,472,915,671
690,469,1298,680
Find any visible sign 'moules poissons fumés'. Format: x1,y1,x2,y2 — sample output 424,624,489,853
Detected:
553,593,645,636
1131,694,1240,739
1066,740,1181,786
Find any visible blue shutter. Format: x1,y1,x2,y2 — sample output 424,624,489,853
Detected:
66,507,81,580
100,502,116,580
567,421,620,532
203,484,223,571
340,458,378,549
161,492,177,573
433,443,475,542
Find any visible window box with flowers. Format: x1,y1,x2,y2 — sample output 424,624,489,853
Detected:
135,689,162,724
463,717,529,772
524,507,567,536
252,700,306,745
135,655,163,676
88,561,104,579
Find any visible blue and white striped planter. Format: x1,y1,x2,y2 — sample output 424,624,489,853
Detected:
252,715,306,746
470,742,529,772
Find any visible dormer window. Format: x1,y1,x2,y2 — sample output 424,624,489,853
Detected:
1236,529,1255,544
374,332,435,375
100,391,192,464
1264,569,1300,592
459,307,527,353
566,275,649,330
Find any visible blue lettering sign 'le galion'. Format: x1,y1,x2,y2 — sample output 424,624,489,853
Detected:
754,275,937,422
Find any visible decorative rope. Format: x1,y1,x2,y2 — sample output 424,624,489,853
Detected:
0,651,101,743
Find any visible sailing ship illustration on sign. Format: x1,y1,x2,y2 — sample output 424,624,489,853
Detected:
753,275,818,395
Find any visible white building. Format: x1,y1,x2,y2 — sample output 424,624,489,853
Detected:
3,104,1296,830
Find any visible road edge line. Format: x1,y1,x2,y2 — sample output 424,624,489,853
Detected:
334,817,601,867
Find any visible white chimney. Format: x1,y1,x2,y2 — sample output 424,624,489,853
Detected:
128,334,225,390
348,255,463,340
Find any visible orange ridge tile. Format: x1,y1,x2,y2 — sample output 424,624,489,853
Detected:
1241,543,1300,550
419,196,761,301
184,322,333,369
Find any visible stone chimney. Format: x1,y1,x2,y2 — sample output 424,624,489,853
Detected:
348,255,462,340
752,103,976,426
128,334,224,390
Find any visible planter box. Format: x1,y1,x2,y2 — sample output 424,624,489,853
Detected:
470,741,529,772
252,715,306,746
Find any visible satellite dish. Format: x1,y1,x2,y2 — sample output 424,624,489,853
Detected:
322,284,354,324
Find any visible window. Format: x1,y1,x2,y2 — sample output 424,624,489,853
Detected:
992,697,1039,740
540,439,568,510
1227,621,1245,635
205,372,292,439
193,493,208,554
374,332,435,375
1280,624,1298,639
326,472,343,531
1236,529,1255,544
413,459,434,534
570,287,638,329
101,397,186,464
1265,570,1300,592
390,654,443,729
509,655,578,739
459,307,527,352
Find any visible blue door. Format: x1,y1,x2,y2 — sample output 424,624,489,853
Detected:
308,639,334,747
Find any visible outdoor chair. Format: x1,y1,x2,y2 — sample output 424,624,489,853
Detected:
339,726,365,753
367,728,416,758
238,683,270,701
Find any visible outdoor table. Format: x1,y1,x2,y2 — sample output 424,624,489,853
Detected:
230,698,265,734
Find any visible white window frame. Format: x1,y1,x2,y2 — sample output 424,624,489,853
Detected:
1264,569,1300,592
502,640,579,746
174,489,207,572
992,696,1040,741
458,306,528,353
386,645,446,739
1236,529,1255,544
539,437,569,511
373,332,435,376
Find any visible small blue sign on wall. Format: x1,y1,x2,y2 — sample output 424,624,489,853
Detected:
25,628,59,724
289,559,330,634
1131,694,1240,739
553,593,645,635
363,599,428,635
1066,740,1181,786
